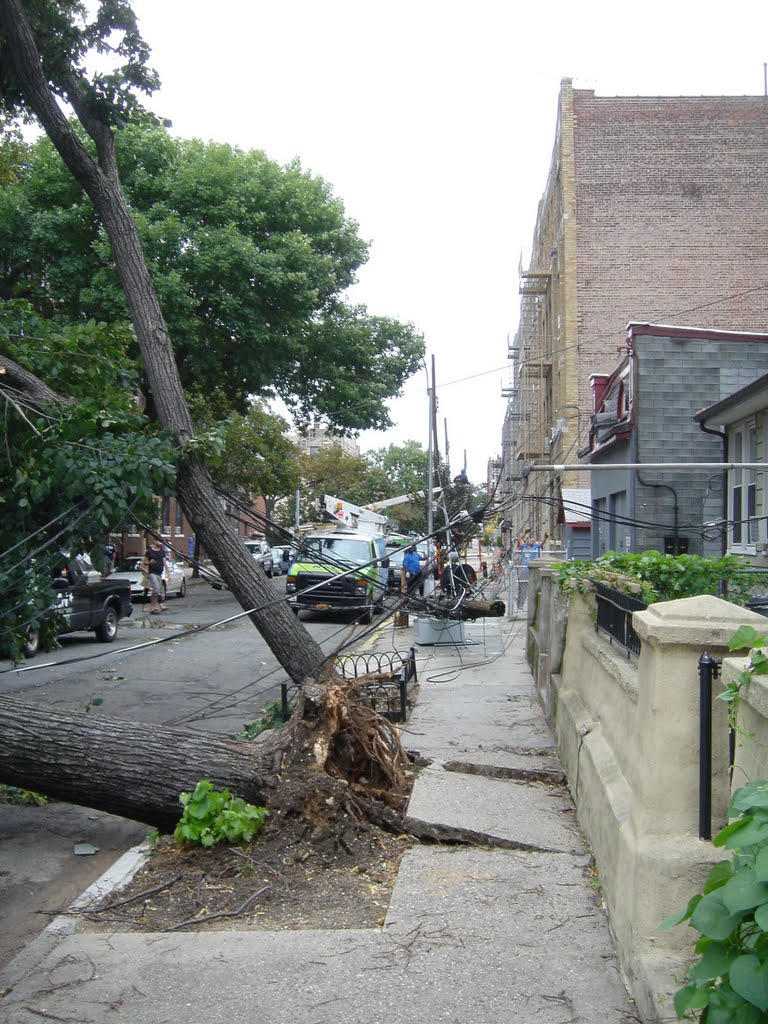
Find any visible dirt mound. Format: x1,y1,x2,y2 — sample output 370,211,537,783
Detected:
79,812,412,933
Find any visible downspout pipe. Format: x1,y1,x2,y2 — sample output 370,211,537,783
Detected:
636,468,679,551
698,419,729,557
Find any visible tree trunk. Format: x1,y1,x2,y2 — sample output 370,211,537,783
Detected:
0,682,409,833
0,0,325,685
0,696,277,830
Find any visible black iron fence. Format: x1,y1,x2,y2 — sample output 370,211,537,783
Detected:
593,582,646,658
336,647,418,723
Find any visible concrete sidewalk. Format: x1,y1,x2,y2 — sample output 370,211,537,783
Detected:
0,613,637,1023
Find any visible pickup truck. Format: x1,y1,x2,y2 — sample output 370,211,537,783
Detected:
24,556,133,658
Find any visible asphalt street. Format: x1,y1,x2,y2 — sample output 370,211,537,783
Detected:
0,573,384,735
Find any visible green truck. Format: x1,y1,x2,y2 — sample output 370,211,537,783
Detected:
285,529,390,623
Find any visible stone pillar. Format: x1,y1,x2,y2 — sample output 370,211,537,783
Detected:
622,596,768,1014
632,595,765,837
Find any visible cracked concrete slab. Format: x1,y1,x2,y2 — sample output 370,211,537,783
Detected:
405,764,583,853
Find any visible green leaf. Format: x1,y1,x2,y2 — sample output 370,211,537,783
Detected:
730,954,768,1010
674,980,711,1017
755,847,768,882
705,983,764,1024
731,783,768,814
723,870,768,913
660,893,702,930
705,860,736,893
690,892,746,939
688,940,736,981
717,816,756,847
753,902,768,931
730,625,760,651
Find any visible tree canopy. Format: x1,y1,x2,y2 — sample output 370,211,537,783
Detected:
0,299,177,658
0,122,425,430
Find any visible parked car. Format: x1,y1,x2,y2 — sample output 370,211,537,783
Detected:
244,539,273,577
271,546,292,576
111,555,187,601
24,556,133,658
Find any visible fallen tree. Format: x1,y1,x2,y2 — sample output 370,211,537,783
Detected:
0,672,410,832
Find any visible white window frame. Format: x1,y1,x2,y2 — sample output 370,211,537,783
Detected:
728,418,761,555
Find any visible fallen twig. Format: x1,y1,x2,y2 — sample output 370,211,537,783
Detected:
87,874,182,914
166,885,271,931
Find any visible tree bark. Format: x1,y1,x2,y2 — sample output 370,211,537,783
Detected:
0,0,325,686
0,696,278,830
0,681,408,832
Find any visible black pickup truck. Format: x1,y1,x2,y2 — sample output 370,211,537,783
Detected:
24,556,133,658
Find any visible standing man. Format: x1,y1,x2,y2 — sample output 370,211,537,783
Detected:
520,537,542,567
101,539,117,578
402,545,423,595
142,537,168,615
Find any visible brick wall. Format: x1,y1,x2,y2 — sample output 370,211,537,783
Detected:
572,91,768,421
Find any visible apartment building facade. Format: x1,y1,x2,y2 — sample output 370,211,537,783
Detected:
500,80,768,549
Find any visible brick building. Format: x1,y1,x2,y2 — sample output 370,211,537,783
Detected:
501,80,768,548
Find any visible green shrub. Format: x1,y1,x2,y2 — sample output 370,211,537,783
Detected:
173,780,269,848
0,784,49,806
554,551,768,606
662,779,768,1020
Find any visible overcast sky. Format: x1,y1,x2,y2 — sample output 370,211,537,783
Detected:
127,0,767,483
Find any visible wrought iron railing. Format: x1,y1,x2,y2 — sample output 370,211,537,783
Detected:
593,582,646,658
336,648,418,722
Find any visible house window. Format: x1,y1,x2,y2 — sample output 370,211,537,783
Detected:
175,500,184,533
161,498,172,535
729,421,760,552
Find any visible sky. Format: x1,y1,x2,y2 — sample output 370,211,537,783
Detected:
126,0,768,484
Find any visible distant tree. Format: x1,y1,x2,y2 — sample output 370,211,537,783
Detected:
216,403,301,532
0,122,424,429
300,443,393,510
366,440,428,496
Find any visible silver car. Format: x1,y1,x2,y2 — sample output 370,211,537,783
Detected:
112,555,188,601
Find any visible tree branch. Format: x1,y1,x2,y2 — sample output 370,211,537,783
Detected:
0,354,69,409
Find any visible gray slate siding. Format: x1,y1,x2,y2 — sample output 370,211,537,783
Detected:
633,335,768,556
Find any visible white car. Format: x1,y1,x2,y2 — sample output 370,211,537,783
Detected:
243,539,273,577
111,555,187,601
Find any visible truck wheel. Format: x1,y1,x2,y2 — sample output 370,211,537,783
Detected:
95,607,119,643
360,597,374,625
23,628,39,658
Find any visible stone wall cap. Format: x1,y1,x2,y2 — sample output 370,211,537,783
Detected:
634,594,768,648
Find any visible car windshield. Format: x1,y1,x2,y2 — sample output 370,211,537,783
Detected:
116,558,143,571
302,537,369,565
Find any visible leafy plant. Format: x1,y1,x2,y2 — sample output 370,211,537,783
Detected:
238,699,291,741
661,779,768,1020
0,784,49,806
554,551,768,607
718,626,768,729
173,780,269,848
